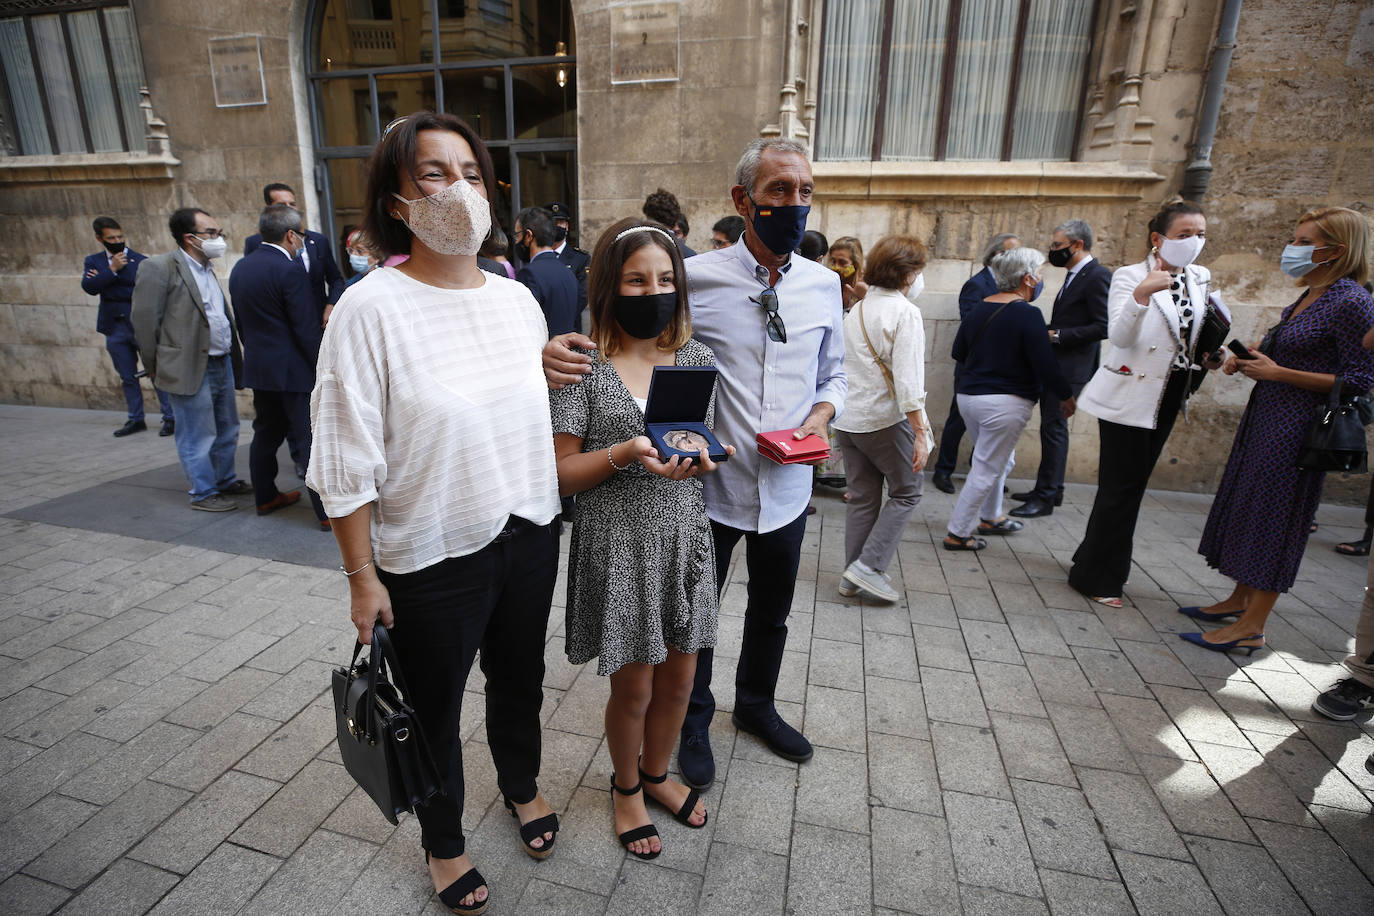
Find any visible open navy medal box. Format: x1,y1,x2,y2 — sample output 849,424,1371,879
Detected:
644,366,729,463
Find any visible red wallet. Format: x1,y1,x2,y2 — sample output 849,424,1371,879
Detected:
756,428,830,464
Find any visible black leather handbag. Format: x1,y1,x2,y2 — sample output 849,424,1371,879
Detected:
332,624,443,824
1296,377,1369,473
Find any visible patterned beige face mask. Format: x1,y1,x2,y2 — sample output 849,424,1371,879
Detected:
393,178,491,256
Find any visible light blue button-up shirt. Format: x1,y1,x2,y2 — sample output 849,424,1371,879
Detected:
179,248,232,357
687,236,846,533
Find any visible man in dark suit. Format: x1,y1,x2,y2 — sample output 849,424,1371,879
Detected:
1010,219,1111,518
131,207,250,512
243,182,342,478
243,182,344,326
229,204,328,528
546,200,589,321
932,232,1021,493
82,217,176,437
515,207,579,337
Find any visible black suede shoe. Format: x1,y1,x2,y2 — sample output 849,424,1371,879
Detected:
677,729,715,789
1009,498,1053,518
113,419,146,437
159,418,175,437
931,471,955,494
731,710,813,763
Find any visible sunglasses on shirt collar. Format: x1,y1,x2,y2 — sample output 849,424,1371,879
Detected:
749,287,787,343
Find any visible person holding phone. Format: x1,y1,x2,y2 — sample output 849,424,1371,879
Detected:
309,111,561,915
1182,207,1374,655
1069,199,1224,607
550,218,734,860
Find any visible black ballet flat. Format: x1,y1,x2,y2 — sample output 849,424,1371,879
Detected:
640,767,708,828
503,795,559,860
610,777,661,860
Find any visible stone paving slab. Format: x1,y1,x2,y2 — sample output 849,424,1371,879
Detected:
1,404,1372,914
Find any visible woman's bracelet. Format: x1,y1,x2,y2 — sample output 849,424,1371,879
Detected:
608,444,633,471
340,559,373,577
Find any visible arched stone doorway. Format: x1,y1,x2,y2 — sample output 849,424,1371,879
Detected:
304,0,576,255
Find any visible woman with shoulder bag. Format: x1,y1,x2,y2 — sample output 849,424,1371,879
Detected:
832,235,933,601
1068,200,1224,607
1180,207,1374,655
943,247,1075,552
309,112,562,915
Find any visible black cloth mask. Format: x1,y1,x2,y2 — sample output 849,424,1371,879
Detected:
1047,245,1074,268
102,240,126,255
613,292,677,339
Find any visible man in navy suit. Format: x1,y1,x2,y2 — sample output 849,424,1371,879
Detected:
546,201,589,323
243,182,344,326
515,207,579,337
243,182,343,477
229,204,328,529
932,232,1021,493
82,217,175,437
1010,220,1111,518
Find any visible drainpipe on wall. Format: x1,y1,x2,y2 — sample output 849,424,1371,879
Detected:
1181,0,1243,202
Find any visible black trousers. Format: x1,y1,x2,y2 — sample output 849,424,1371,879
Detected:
933,388,966,475
1069,371,1189,598
683,509,808,734
248,389,325,520
378,518,557,858
1029,380,1087,501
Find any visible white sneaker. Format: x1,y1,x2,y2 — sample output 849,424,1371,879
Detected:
841,561,899,603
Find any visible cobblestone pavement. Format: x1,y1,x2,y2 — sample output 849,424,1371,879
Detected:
1,404,1372,915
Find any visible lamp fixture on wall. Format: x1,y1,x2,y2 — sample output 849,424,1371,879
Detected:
555,40,568,88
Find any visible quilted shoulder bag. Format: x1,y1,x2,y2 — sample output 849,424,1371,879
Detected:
332,624,443,824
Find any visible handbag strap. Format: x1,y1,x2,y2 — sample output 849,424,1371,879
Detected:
1329,376,1344,410
856,298,897,402
965,301,1013,362
347,625,416,740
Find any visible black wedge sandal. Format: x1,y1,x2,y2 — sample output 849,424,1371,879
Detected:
426,851,489,916
610,777,661,860
503,795,559,860
639,767,708,828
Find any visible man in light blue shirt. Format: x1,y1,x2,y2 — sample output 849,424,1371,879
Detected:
545,139,846,787
132,208,249,512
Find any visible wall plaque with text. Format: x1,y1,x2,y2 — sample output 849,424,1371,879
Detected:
209,35,267,108
610,1,680,85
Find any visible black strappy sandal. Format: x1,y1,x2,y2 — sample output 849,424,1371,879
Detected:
426,852,489,916
503,795,559,860
610,777,661,860
943,532,986,551
639,767,708,828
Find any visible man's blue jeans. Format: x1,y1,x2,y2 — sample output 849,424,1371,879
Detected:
104,321,173,423
166,355,240,501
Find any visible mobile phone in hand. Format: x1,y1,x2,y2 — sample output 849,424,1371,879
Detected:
1227,339,1256,360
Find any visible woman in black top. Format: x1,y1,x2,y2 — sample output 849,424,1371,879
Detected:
944,247,1075,550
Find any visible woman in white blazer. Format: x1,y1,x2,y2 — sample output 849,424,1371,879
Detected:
1068,200,1222,606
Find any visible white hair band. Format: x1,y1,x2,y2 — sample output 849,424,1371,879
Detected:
614,225,675,245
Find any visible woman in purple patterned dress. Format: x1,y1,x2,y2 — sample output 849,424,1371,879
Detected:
1182,207,1374,654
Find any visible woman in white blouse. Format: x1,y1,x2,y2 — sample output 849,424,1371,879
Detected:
308,112,560,916
832,236,934,602
1069,199,1223,608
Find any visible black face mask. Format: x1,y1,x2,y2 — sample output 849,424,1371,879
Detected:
613,292,677,340
747,193,810,256
514,232,532,263
1047,245,1074,268
102,239,126,255
553,225,568,244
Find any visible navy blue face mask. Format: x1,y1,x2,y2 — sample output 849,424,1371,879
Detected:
1028,277,1045,302
747,193,810,256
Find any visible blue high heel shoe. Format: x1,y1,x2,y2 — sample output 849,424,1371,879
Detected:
1178,631,1265,656
1177,606,1240,623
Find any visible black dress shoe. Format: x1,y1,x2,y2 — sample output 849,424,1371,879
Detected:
113,419,146,437
1011,490,1063,506
1009,498,1053,518
158,418,175,437
731,710,813,763
678,729,715,789
931,471,955,494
